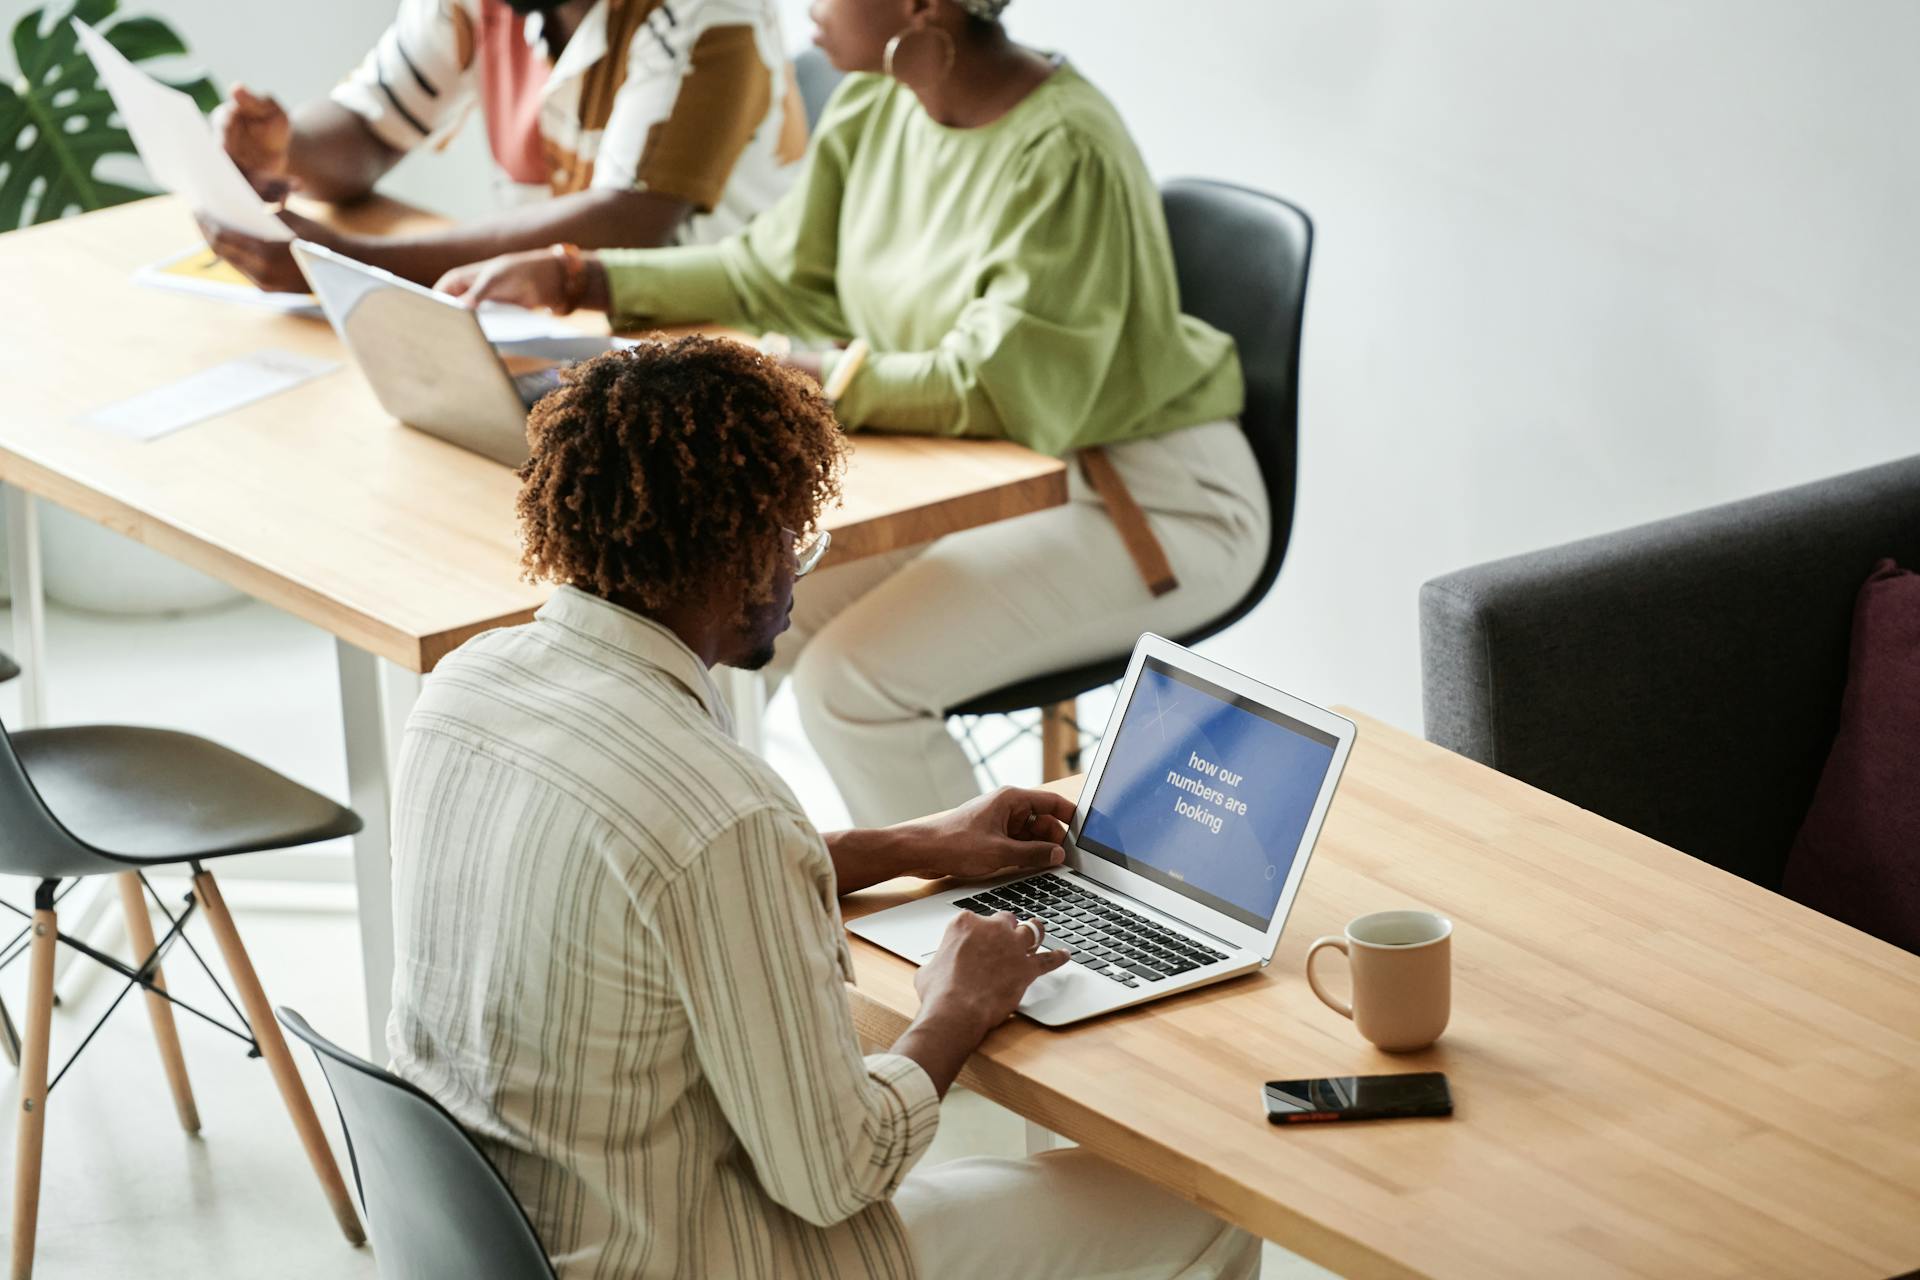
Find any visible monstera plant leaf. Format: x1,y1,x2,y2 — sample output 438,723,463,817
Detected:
0,0,218,229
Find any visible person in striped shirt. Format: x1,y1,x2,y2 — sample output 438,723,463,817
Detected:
388,336,1259,1277
200,0,806,290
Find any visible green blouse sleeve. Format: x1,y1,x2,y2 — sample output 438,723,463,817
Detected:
601,78,879,337
828,134,1130,457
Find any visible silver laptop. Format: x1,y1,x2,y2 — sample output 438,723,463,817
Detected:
849,634,1356,1027
291,239,617,467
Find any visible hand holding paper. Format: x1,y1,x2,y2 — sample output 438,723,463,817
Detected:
197,206,345,293
73,18,289,243
212,85,295,201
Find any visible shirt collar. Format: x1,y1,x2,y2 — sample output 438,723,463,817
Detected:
542,0,612,89
534,586,736,739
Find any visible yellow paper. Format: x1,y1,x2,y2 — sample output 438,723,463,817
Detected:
153,250,258,289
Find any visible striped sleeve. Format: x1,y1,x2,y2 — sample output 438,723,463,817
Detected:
591,2,781,209
644,804,940,1229
331,0,481,154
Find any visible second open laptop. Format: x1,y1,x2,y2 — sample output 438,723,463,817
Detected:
291,239,617,467
849,634,1356,1027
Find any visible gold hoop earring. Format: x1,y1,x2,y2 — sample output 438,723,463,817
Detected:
883,25,956,84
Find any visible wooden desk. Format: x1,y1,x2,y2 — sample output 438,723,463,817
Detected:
0,196,1066,1048
842,713,1920,1279
0,197,1066,673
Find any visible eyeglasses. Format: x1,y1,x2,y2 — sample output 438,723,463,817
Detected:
787,527,831,578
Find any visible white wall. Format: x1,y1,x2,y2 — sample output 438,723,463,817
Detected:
156,0,1920,733
820,0,1920,732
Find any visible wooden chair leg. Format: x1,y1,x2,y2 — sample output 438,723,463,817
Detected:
11,898,57,1280
116,873,199,1134
1041,700,1079,782
191,870,365,1246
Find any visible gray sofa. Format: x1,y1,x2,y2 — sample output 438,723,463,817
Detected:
1419,454,1920,889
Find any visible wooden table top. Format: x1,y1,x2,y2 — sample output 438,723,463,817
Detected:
842,713,1920,1279
0,198,1066,671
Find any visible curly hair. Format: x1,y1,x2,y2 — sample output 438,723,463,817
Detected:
516,335,846,617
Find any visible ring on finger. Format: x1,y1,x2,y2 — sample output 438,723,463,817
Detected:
1019,918,1044,952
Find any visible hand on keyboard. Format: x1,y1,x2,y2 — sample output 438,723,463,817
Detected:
914,907,1071,1034
892,785,1076,881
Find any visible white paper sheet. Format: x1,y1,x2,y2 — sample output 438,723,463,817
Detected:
82,349,338,442
475,303,586,343
73,19,290,242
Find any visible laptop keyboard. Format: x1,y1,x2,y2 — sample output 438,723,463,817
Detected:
952,875,1231,988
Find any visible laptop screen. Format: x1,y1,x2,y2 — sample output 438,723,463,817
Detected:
1076,656,1340,930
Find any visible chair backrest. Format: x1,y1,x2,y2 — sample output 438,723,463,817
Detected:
1161,179,1313,643
794,46,845,131
0,719,135,879
1420,453,1920,887
278,1008,556,1280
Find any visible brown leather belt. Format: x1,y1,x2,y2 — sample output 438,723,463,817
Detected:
1079,445,1179,598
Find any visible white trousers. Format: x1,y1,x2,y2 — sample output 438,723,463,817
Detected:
769,420,1270,828
896,1150,1262,1280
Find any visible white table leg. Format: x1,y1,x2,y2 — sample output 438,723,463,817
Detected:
0,486,103,996
380,660,423,773
5,485,47,728
337,641,408,1056
722,667,767,756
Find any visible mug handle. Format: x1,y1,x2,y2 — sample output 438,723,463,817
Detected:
1305,936,1352,1018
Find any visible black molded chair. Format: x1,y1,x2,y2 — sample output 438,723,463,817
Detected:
948,179,1313,777
794,46,845,130
0,719,366,1276
0,650,18,1068
279,1008,558,1280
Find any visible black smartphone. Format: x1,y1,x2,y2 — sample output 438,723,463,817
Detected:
1263,1072,1452,1124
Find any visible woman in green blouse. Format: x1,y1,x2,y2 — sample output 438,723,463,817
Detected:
439,0,1272,835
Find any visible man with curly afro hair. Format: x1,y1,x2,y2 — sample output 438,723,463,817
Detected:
381,335,1240,1280
515,334,848,670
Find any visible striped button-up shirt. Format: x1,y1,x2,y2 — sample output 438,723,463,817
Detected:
332,0,808,243
388,587,939,1278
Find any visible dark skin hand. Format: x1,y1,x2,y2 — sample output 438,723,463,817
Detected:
898,909,1069,1095
199,0,692,289
195,188,693,293
824,785,1074,893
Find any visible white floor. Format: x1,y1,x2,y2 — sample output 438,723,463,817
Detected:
0,597,1330,1278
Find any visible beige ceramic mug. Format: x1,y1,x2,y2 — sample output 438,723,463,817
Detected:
1305,910,1452,1052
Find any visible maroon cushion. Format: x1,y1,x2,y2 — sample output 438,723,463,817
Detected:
1782,559,1920,953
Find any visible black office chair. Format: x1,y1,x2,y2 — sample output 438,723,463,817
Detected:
948,179,1313,778
0,718,367,1276
279,1008,558,1280
0,648,19,1068
794,46,845,130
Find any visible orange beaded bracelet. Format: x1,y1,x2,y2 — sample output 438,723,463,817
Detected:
550,242,588,315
